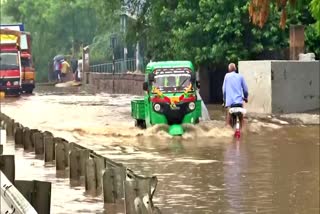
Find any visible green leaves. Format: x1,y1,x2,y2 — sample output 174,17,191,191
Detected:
2,0,319,82
3,0,104,81
310,0,320,35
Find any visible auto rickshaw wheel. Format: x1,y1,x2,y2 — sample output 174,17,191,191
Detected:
135,119,146,129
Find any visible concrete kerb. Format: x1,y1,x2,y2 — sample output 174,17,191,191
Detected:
103,165,127,203
85,158,97,195
33,130,44,156
14,124,24,145
54,137,70,170
6,118,14,137
13,122,22,136
15,180,52,214
69,145,81,183
29,129,39,148
0,113,160,212
0,154,15,184
124,175,158,214
23,127,33,151
44,132,55,163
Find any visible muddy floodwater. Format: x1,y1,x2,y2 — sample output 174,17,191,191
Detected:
1,85,319,214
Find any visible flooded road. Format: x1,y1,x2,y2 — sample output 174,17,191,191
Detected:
1,85,319,214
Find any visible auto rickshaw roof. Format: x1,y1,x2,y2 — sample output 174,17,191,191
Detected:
146,61,195,73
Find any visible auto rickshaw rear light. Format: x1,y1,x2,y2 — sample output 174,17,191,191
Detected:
6,81,11,86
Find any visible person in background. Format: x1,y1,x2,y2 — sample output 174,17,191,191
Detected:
61,59,70,82
77,58,82,82
222,63,249,129
53,59,61,82
71,55,78,81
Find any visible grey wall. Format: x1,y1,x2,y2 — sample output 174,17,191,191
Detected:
271,61,320,113
87,73,145,95
239,60,320,114
239,61,272,114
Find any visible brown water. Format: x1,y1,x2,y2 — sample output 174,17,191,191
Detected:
0,86,319,214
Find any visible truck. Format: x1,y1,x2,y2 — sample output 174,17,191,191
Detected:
20,31,35,93
1,24,35,94
0,29,23,96
131,61,202,136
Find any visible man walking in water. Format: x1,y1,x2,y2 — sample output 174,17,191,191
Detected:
222,63,249,128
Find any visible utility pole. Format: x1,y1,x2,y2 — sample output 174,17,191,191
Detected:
110,34,117,75
136,35,140,72
120,5,128,73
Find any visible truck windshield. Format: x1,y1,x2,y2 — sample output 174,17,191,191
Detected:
153,73,191,92
0,52,19,70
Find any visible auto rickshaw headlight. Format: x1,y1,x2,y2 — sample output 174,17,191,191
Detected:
154,103,161,112
188,102,195,110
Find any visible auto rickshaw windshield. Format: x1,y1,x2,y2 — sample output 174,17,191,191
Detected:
153,73,191,92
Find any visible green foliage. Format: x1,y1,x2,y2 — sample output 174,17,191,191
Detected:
2,0,112,82
127,0,319,65
2,0,319,82
310,0,320,35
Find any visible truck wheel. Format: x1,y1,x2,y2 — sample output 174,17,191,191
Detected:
25,89,33,94
141,120,146,129
14,92,21,97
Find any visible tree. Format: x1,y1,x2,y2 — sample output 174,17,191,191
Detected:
310,0,320,35
3,0,100,81
248,0,319,30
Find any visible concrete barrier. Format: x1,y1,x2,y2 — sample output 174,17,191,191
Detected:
14,125,24,145
29,129,39,148
239,60,320,114
44,134,55,163
94,155,105,195
0,113,161,213
5,118,14,137
85,158,96,194
124,176,158,214
79,149,90,177
0,155,15,184
55,138,70,170
69,146,81,184
15,180,51,214
1,171,38,214
33,131,44,156
23,127,33,151
87,72,145,95
103,166,126,203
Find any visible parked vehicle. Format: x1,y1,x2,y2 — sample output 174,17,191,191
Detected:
0,29,23,96
1,24,35,94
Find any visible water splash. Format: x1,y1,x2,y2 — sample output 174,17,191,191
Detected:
196,90,210,121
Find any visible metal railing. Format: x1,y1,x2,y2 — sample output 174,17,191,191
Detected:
0,171,38,214
90,58,144,73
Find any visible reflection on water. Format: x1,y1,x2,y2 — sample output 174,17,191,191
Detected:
0,86,319,214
